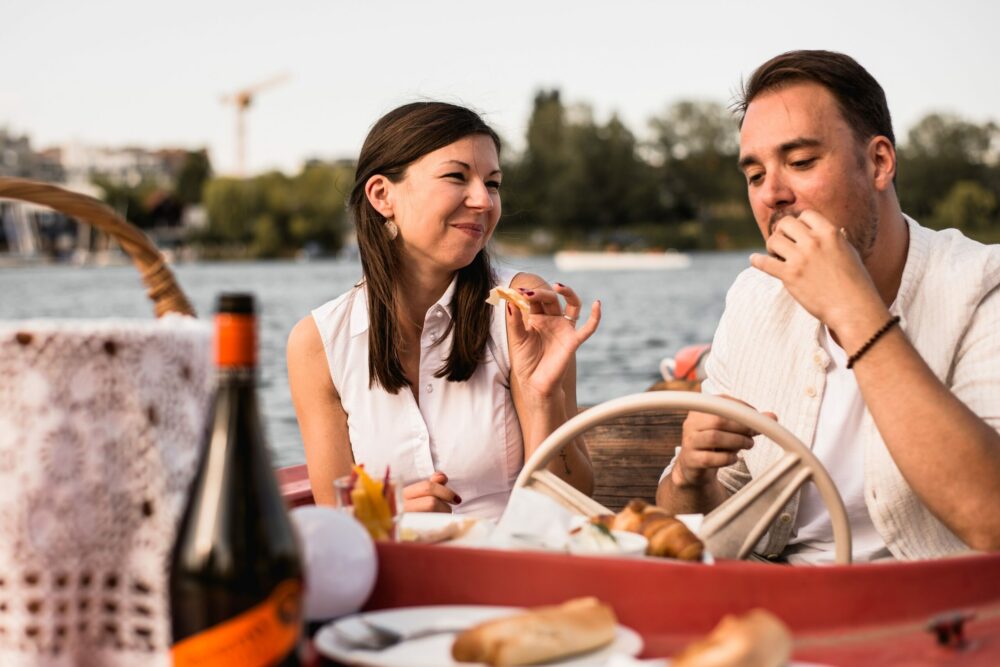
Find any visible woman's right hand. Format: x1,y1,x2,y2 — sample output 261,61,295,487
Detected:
401,471,462,513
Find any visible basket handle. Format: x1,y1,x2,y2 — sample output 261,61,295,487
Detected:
0,177,195,318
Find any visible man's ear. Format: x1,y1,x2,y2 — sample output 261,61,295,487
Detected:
365,174,394,219
868,136,896,192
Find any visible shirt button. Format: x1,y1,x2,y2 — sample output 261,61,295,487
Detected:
430,332,438,342
425,383,433,393
813,351,824,366
418,433,427,441
779,513,792,524
805,386,816,398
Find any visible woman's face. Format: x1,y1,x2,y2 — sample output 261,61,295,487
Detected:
382,134,502,275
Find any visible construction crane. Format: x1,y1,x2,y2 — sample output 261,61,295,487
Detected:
220,72,290,177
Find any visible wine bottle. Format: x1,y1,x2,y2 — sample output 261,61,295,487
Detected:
169,293,303,666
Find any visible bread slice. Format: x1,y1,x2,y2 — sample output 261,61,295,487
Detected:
672,609,792,667
486,285,531,314
451,597,617,666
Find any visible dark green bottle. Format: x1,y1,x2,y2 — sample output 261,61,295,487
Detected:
169,293,303,666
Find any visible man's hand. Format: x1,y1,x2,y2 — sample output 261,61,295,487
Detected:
672,397,777,488
750,210,888,347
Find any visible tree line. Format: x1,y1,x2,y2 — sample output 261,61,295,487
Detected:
104,90,1000,258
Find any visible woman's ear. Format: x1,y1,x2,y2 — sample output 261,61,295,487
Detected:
365,174,394,219
868,136,896,192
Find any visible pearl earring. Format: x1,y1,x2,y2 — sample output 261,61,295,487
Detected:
384,218,398,240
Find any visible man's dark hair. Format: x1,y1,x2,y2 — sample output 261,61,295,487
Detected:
735,50,895,147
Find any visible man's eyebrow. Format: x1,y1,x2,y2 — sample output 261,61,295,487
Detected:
440,159,502,176
737,137,822,172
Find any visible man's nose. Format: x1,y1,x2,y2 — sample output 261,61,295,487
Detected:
760,173,794,210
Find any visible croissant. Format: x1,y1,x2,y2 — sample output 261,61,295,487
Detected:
672,609,792,667
599,499,704,561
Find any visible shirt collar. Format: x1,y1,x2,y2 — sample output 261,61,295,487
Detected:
349,276,458,338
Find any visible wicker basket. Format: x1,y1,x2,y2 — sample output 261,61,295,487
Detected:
0,178,212,666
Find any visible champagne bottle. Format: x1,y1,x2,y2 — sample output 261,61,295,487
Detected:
169,293,303,666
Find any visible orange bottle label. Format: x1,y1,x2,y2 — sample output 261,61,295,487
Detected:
215,313,257,368
172,579,302,667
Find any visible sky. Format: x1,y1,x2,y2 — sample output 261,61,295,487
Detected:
3,0,999,176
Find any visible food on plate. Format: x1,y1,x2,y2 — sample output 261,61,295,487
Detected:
343,465,397,541
451,596,617,666
486,285,531,315
568,522,620,553
672,609,792,667
594,499,704,560
399,517,477,544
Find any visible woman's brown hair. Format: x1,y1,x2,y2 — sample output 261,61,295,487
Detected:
348,102,502,393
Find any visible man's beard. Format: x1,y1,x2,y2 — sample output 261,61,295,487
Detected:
767,197,879,260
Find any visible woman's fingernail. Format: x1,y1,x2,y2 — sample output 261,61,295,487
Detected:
554,282,563,287
453,495,462,504
525,291,535,296
506,303,512,315
517,287,526,292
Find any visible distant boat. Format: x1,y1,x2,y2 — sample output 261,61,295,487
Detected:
553,250,691,271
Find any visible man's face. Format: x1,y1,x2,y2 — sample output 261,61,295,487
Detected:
738,82,879,257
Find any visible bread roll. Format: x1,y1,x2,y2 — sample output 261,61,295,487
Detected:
672,609,792,667
451,597,617,666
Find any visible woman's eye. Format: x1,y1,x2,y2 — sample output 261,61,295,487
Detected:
486,180,502,191
443,172,466,181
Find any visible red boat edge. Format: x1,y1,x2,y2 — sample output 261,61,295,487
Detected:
277,463,1000,665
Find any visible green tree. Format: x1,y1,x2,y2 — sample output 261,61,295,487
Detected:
897,113,999,222
502,90,577,233
648,100,744,221
931,180,998,232
175,150,212,205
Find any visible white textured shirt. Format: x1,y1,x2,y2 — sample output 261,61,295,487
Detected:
311,274,523,522
699,216,1000,561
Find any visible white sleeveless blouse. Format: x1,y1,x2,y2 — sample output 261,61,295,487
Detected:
311,273,523,521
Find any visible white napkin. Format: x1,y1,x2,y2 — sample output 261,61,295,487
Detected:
490,487,577,550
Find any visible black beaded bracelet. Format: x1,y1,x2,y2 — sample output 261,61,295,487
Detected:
846,315,901,369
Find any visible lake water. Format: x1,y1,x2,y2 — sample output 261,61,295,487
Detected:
0,252,750,467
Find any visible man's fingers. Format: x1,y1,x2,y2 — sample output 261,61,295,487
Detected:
686,411,758,438
750,252,784,276
766,231,797,261
685,450,740,470
689,429,755,452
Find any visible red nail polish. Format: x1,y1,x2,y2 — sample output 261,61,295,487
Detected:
554,282,564,287
453,495,462,504
525,291,535,296
506,303,512,315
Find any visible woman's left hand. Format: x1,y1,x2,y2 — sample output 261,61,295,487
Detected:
506,282,601,400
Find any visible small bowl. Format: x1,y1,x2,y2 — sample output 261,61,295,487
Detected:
567,526,649,558
611,530,649,557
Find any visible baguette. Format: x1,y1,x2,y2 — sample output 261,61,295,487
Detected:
486,285,532,315
672,609,792,667
451,597,617,666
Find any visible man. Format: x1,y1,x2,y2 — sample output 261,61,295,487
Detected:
655,50,1000,563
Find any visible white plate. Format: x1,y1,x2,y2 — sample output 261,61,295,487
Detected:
397,513,494,546
315,605,643,666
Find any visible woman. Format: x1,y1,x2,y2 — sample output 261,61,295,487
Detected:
287,102,600,521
